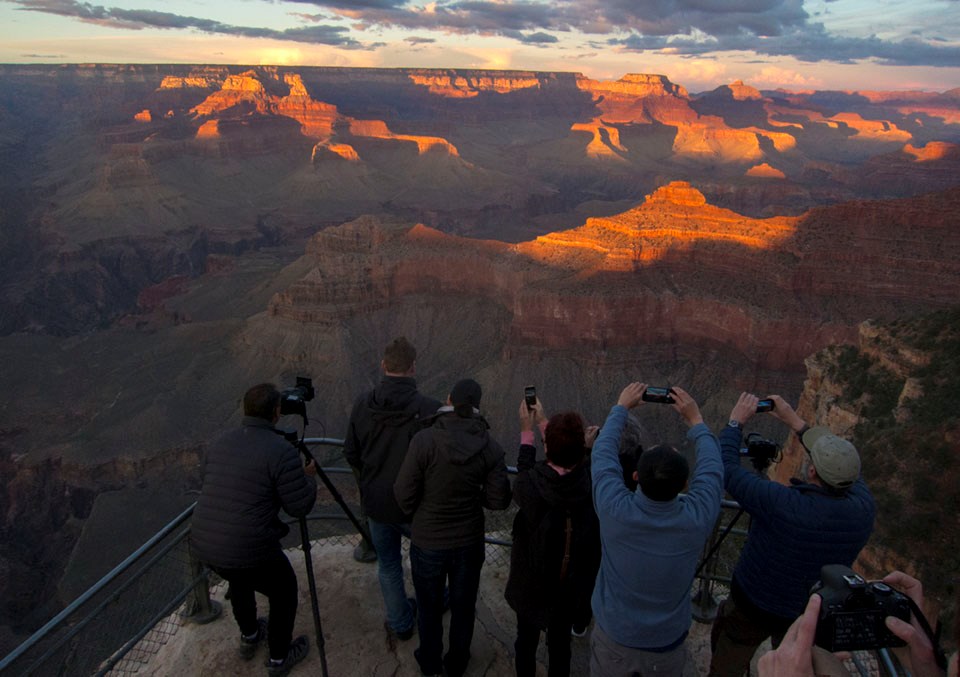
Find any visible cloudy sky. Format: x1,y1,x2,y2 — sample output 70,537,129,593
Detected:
1,0,959,92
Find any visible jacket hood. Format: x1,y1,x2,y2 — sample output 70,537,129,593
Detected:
433,413,491,464
531,460,593,509
368,376,420,419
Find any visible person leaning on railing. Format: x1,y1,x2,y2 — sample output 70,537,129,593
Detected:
190,383,317,677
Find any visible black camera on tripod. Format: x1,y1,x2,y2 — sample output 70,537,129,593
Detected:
810,564,911,652
739,432,780,471
280,376,315,422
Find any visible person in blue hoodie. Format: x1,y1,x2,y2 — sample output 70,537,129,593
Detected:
590,382,723,677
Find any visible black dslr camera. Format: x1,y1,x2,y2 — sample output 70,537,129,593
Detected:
280,376,315,422
811,564,910,652
739,432,780,471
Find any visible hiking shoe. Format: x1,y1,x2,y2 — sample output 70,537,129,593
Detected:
387,598,418,641
239,617,267,660
266,635,309,676
353,541,378,563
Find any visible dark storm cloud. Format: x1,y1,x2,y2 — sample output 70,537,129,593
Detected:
6,0,959,68
611,22,960,67
519,31,559,44
7,0,366,47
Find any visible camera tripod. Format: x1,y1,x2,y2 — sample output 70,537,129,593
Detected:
277,428,374,677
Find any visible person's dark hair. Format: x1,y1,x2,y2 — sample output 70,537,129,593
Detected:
619,412,644,456
544,412,586,469
619,444,643,491
637,444,689,501
244,383,281,420
383,337,417,373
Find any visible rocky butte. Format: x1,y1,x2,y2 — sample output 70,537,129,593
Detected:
0,63,959,655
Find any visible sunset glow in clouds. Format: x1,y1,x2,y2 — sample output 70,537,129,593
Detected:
1,0,959,92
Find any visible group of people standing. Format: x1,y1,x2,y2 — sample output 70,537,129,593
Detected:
344,337,511,677
191,335,956,677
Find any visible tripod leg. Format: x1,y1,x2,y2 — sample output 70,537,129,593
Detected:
313,464,373,546
299,516,329,677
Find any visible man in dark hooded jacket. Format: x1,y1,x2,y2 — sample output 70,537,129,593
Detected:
343,337,441,641
394,378,512,677
191,383,317,676
505,397,601,677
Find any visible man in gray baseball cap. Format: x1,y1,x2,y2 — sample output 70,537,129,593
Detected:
800,426,861,489
709,393,876,676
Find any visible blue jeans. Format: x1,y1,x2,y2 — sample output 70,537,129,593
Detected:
410,540,485,677
368,518,415,634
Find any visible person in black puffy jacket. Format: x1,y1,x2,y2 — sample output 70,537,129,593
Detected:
191,383,317,675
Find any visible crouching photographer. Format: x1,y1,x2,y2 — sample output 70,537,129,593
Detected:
191,383,318,676
758,569,955,677
709,393,877,676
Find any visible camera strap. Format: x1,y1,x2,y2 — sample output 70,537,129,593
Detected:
905,596,948,671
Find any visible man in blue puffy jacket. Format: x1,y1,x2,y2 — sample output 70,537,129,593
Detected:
709,392,876,676
192,383,317,676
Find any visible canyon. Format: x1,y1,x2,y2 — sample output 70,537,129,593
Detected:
0,64,959,653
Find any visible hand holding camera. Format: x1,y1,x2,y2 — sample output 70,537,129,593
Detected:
810,564,911,652
882,571,949,677
765,394,807,433
669,386,703,428
729,392,759,426
760,566,946,677
519,386,545,432
617,382,647,409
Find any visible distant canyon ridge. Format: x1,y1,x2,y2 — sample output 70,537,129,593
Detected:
0,64,959,650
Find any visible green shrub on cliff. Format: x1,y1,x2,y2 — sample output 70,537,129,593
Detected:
825,307,960,639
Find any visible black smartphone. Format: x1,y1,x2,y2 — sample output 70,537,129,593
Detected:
524,385,537,408
641,386,675,404
756,398,775,413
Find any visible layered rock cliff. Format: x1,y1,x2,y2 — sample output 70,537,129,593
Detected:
3,64,959,335
768,308,960,617
266,183,960,374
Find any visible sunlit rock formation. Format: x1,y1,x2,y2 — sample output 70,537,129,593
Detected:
265,183,960,372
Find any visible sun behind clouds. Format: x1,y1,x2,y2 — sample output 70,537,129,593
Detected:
258,47,304,65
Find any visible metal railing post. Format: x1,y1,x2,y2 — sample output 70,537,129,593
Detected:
182,547,222,625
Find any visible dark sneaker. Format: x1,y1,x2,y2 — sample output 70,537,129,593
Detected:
353,541,377,563
387,598,418,641
266,635,309,676
239,617,267,660
414,647,444,676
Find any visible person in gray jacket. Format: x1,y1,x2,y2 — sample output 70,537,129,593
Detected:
191,383,317,677
394,378,511,677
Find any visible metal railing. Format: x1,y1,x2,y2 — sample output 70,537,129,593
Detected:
1,438,743,676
